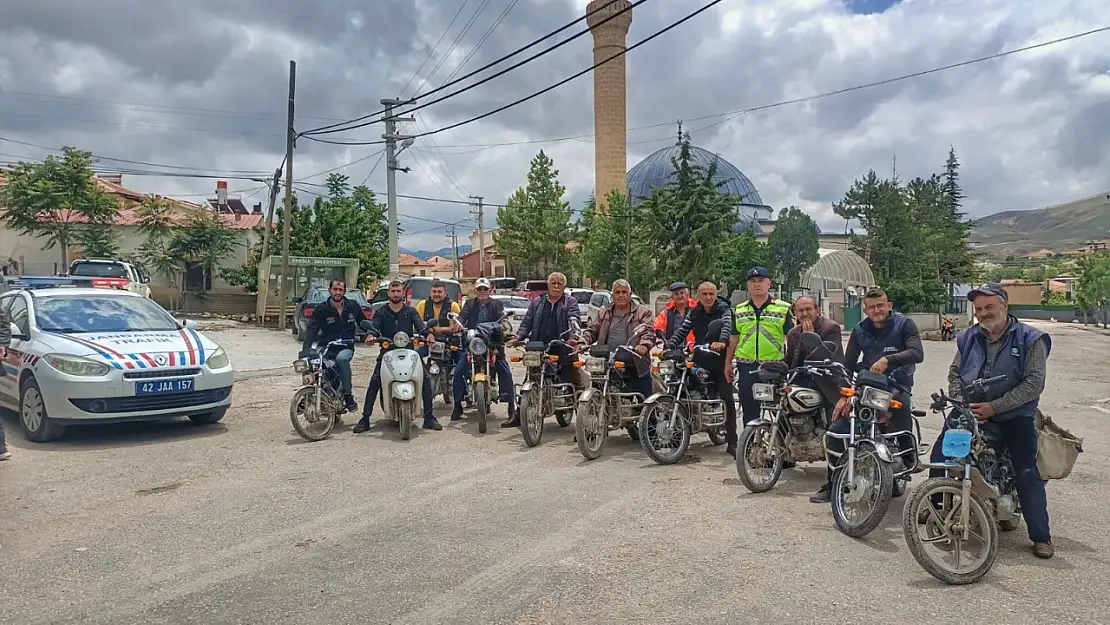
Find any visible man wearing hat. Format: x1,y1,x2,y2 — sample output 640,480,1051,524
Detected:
654,281,696,348
726,266,793,456
927,283,1054,558
451,277,517,428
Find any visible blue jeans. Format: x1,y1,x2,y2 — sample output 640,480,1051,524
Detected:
0,411,6,449
929,416,1051,543
453,352,516,416
333,348,354,394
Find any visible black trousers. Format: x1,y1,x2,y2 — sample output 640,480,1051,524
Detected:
710,366,739,444
824,390,913,483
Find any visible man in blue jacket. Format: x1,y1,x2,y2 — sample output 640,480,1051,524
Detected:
451,277,517,427
928,283,1054,558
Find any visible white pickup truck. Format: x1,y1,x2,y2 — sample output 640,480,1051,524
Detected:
68,258,153,299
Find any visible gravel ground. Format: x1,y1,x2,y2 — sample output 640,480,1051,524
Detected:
0,321,1107,624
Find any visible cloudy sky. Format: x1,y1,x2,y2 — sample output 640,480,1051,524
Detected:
1,0,1108,252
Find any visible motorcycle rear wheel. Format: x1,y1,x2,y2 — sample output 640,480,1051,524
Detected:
475,383,488,434
902,476,998,585
290,387,335,442
519,389,543,447
575,393,607,460
639,399,692,465
736,423,783,493
396,399,412,441
831,443,894,538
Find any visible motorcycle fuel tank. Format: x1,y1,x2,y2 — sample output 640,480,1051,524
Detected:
785,386,824,413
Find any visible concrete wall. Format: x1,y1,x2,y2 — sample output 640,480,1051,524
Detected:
1009,305,1080,323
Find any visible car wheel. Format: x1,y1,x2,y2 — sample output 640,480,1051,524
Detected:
20,377,66,442
189,408,227,425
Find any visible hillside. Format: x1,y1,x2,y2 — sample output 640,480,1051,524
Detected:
399,245,472,260
971,192,1110,259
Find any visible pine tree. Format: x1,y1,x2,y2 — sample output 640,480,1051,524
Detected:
493,150,572,278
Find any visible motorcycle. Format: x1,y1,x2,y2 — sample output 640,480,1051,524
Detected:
575,323,654,460
734,345,843,492
638,328,729,465
425,333,460,405
450,311,513,434
902,374,1015,585
826,345,927,538
511,321,581,447
368,320,437,440
289,319,374,442
941,316,955,341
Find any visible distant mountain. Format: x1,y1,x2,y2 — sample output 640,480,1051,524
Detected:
970,192,1110,259
399,245,472,260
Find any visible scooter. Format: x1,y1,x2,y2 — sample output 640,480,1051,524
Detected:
370,320,437,440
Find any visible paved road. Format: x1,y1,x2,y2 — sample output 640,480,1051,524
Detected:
1,322,1107,624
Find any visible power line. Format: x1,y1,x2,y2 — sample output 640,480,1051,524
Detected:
414,0,493,96
0,108,287,138
398,0,473,98
294,149,385,182
0,135,271,175
360,152,386,185
302,0,714,146
442,0,521,85
299,0,628,136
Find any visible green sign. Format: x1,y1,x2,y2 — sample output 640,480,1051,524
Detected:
266,256,358,267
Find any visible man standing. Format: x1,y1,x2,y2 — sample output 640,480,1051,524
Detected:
654,281,696,347
451,277,517,428
665,281,737,455
355,280,441,433
301,279,365,413
930,283,1053,558
813,286,922,503
581,279,657,402
728,267,793,434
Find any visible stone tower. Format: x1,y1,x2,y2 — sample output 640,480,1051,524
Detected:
586,0,632,213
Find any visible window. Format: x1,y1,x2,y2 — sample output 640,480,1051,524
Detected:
70,262,128,279
570,290,594,305
9,296,30,336
35,295,178,333
589,293,607,308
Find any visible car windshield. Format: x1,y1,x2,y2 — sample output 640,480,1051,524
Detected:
509,297,530,308
371,287,388,304
36,295,179,333
69,262,128,279
571,290,593,304
523,281,547,292
346,289,368,305
305,287,328,303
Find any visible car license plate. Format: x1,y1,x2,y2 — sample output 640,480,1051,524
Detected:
136,379,194,395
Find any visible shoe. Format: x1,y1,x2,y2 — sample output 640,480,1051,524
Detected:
725,443,737,458
1033,541,1054,559
343,395,358,413
502,415,521,428
809,483,831,504
422,418,443,431
0,446,10,461
353,418,371,434
450,409,464,422
783,460,797,469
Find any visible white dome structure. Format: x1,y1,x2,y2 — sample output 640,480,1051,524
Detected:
801,248,875,293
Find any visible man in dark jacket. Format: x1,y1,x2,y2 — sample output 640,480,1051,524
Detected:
451,277,517,427
665,281,738,455
813,286,923,503
784,295,844,406
355,280,441,433
0,303,9,461
301,279,366,412
928,283,1054,558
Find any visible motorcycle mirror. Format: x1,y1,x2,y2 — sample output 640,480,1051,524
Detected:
800,331,830,359
706,318,724,337
359,320,374,331
426,319,438,328
631,323,650,336
821,340,838,353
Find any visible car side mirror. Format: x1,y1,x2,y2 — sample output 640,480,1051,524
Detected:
180,318,199,330
10,322,29,341
141,275,151,284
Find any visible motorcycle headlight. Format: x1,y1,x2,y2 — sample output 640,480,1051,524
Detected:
861,387,893,411
206,346,230,370
469,337,488,356
428,362,441,375
585,357,607,374
752,383,775,402
43,353,111,377
293,358,310,373
522,352,542,368
430,342,445,355
658,360,675,376
393,332,410,348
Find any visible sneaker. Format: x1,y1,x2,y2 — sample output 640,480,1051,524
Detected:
353,418,372,434
1033,541,1055,559
809,483,831,503
0,447,10,461
725,443,737,458
422,418,443,431
343,395,358,413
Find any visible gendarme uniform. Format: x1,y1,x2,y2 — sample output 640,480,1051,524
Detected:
733,298,791,363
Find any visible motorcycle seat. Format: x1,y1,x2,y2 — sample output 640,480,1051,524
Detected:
525,341,546,352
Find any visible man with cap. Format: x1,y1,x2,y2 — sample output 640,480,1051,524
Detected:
726,266,793,456
926,283,1054,558
654,281,696,348
451,277,518,428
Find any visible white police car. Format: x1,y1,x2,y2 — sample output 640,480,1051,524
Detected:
0,285,234,441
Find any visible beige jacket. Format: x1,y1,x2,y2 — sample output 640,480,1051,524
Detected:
582,303,656,377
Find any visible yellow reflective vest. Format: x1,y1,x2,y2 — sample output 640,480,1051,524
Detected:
733,298,791,362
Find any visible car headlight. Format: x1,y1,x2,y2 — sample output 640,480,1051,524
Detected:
752,383,776,402
393,332,410,348
585,357,607,374
658,360,676,376
43,353,111,377
522,352,542,368
206,346,230,369
293,357,310,373
469,337,488,356
860,386,893,411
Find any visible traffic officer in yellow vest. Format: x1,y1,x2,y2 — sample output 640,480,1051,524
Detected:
726,266,793,447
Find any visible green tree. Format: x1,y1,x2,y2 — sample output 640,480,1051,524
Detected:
494,150,573,278
578,190,653,294
75,224,121,258
766,206,819,294
715,229,767,296
168,208,241,295
1040,289,1068,306
1076,253,1110,327
0,147,118,266
133,196,183,296
639,129,741,287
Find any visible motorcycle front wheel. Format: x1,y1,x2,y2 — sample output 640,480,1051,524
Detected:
831,442,894,538
902,476,998,585
736,423,783,493
519,389,543,447
638,399,691,465
395,398,412,441
575,393,607,460
290,387,335,442
475,382,488,434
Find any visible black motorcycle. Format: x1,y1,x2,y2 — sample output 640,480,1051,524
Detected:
290,319,374,442
456,312,513,434
512,324,580,447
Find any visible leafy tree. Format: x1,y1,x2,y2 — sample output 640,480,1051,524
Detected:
639,129,741,287
494,151,573,278
1040,289,1068,306
578,190,653,294
168,208,241,295
1076,253,1110,327
766,206,819,294
133,196,182,295
75,224,121,258
715,229,767,296
0,148,118,266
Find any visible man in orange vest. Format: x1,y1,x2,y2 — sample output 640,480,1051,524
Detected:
654,282,696,348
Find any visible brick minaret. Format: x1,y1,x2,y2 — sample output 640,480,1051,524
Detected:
587,0,632,213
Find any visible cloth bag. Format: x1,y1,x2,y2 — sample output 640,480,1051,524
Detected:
1035,409,1083,480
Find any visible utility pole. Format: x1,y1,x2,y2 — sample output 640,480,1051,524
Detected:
469,196,485,277
625,203,632,279
382,98,415,279
257,165,282,325
278,60,296,332
447,227,460,279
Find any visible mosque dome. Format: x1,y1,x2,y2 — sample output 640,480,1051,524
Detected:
626,137,773,234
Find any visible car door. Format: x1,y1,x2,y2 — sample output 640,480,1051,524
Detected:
0,294,15,404
1,295,30,406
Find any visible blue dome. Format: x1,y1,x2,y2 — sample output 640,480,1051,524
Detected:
626,142,772,234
